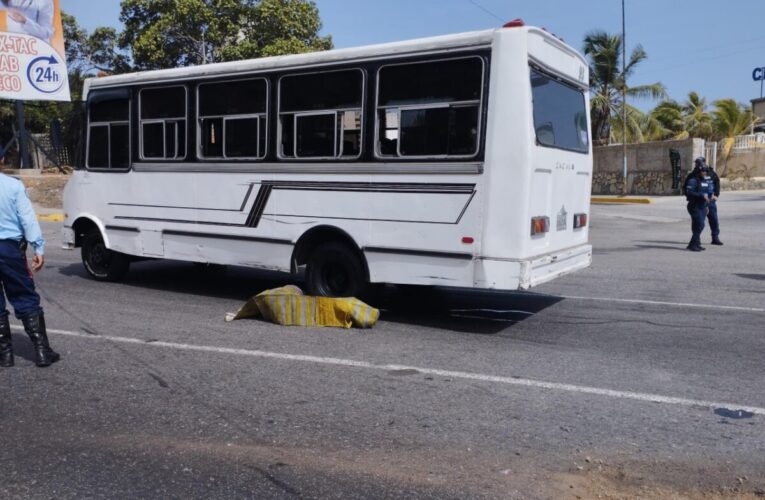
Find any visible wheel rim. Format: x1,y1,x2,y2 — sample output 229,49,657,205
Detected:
87,240,112,275
322,261,350,296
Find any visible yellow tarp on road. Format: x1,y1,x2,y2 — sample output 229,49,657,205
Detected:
225,285,379,329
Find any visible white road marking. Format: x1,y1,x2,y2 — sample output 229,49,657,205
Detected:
450,308,533,315
560,295,765,313
15,326,765,416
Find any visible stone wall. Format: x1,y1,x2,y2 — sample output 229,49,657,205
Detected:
594,138,765,195
719,146,765,179
593,138,705,195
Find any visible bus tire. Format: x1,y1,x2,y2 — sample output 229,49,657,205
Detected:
81,228,130,282
305,242,366,298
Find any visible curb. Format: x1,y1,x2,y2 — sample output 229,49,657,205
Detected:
38,214,64,222
591,197,652,204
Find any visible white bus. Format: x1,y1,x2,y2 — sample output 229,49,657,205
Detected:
63,20,593,297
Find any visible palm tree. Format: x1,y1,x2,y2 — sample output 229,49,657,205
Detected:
609,104,663,143
682,92,713,139
583,30,666,144
650,100,686,139
711,99,758,176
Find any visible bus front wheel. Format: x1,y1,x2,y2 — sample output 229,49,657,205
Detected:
305,242,366,298
81,229,130,282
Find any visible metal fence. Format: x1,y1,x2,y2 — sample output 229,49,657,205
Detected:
30,133,71,169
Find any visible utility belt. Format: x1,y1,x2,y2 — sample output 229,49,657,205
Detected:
1,239,28,252
686,197,708,207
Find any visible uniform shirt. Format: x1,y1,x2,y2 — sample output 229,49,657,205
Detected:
0,174,44,255
2,0,55,42
685,176,709,203
703,175,715,196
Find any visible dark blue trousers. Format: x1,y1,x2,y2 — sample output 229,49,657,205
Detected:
0,240,42,320
686,202,707,247
707,200,720,239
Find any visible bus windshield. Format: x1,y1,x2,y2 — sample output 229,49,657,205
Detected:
530,68,589,153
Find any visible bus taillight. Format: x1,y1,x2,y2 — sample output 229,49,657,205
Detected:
530,216,549,236
574,213,588,229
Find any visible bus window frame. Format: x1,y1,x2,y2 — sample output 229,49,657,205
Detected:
374,55,485,161
196,76,269,161
277,67,366,162
138,85,188,161
85,96,132,172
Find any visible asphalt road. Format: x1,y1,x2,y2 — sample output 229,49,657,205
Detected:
1,192,764,499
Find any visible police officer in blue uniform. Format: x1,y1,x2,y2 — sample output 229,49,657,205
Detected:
684,159,713,252
0,172,59,367
705,162,723,245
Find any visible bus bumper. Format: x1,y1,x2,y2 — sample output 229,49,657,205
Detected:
475,244,592,290
62,226,75,250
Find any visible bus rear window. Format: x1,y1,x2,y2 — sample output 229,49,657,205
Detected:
530,69,589,154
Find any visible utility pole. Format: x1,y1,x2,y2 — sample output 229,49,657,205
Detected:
622,0,628,195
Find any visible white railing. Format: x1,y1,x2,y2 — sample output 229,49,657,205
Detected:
704,141,717,169
731,133,765,150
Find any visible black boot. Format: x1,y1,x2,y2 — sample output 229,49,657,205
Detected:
21,312,59,367
0,314,13,368
711,238,723,246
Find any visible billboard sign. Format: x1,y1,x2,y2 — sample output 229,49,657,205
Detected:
0,0,69,101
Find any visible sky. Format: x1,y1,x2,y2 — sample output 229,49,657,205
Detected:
62,0,765,111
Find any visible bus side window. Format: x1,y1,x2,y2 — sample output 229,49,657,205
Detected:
278,69,364,160
376,57,483,159
87,95,130,170
140,86,187,161
197,78,268,160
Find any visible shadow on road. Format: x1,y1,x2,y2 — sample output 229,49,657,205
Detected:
58,260,563,335
372,285,563,334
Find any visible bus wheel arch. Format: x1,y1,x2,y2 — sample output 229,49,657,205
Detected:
292,226,369,297
72,216,102,249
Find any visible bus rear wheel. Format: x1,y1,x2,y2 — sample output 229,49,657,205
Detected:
305,242,366,298
81,228,130,282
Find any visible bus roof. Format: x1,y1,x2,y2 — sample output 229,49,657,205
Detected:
85,26,580,94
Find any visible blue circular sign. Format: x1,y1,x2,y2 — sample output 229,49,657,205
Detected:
26,56,65,94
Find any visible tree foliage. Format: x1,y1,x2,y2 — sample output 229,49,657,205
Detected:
710,99,759,175
3,1,333,167
118,0,332,70
63,13,131,75
582,30,666,144
647,92,714,142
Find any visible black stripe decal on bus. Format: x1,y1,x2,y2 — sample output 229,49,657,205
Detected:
163,230,290,245
263,181,475,194
245,184,273,228
112,181,475,226
105,225,140,233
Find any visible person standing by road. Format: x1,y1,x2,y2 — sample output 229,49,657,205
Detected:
705,161,723,245
684,161,711,252
0,172,59,367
